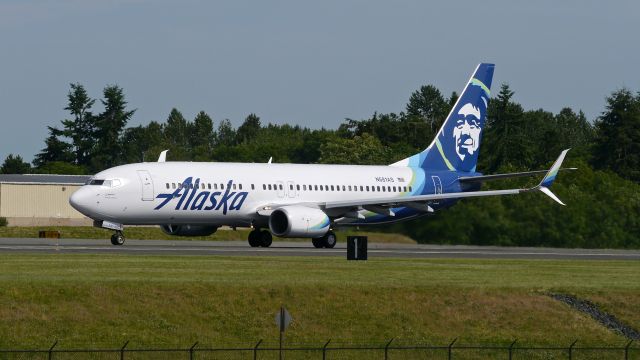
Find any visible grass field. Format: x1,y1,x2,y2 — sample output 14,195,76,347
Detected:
0,254,638,355
0,226,416,244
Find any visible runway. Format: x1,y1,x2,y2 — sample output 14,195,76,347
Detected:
0,238,638,260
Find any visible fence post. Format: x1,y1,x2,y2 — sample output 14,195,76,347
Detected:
189,341,198,360
508,339,517,360
322,339,331,360
253,339,263,360
568,340,577,360
384,338,394,360
625,340,633,360
448,338,457,360
120,340,129,360
48,340,58,360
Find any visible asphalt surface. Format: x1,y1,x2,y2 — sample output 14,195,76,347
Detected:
0,238,638,260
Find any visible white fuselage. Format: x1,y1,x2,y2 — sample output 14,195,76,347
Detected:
70,161,433,229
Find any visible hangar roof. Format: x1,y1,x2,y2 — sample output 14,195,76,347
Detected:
0,174,91,185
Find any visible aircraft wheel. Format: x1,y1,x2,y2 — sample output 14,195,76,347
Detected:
324,231,337,248
248,230,261,247
312,238,324,248
111,231,125,246
259,230,272,247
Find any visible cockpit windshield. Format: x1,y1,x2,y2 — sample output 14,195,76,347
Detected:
86,179,121,187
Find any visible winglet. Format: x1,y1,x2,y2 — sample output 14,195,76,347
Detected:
536,149,570,205
158,150,168,162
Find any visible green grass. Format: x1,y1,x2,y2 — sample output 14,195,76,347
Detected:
0,254,638,353
0,226,416,243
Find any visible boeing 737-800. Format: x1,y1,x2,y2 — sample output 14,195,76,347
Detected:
70,63,572,247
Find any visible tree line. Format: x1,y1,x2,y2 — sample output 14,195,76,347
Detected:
2,82,639,248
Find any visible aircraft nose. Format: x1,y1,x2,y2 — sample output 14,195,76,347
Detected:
69,187,93,215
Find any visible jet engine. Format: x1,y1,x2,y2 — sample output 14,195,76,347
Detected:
269,206,330,237
160,224,218,237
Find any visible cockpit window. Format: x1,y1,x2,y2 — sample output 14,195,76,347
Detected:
87,179,121,187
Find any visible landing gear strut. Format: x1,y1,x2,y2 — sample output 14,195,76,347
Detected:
110,230,125,246
312,231,337,249
248,229,272,248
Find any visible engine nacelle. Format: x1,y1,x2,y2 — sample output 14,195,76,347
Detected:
160,224,218,237
269,206,330,238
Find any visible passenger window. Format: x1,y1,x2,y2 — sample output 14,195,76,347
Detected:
268,184,272,190
314,185,317,191
172,183,176,189
296,184,300,191
262,184,266,190
290,184,293,190
377,186,381,192
251,184,255,190
214,183,218,190
409,186,413,192
336,185,339,191
366,186,369,191
202,183,205,189
320,185,324,191
207,183,211,190
220,184,224,190
279,184,283,190
330,185,334,191
387,186,391,192
166,183,170,189
348,185,352,191
178,183,182,189
360,186,363,191
382,186,386,192
239,184,243,190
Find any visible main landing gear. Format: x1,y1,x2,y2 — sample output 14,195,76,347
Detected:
248,229,272,247
312,231,337,249
110,230,125,246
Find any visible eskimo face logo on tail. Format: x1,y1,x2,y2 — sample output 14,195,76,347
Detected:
452,103,482,161
154,177,248,215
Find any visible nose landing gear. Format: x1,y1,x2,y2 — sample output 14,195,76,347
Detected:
110,231,125,246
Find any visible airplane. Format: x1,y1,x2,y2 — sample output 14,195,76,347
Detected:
70,63,573,247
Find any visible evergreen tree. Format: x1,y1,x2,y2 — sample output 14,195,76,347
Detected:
33,127,75,168
191,111,215,161
1,154,31,174
236,113,261,144
92,85,135,171
60,83,96,166
216,119,236,147
593,89,640,182
481,83,531,171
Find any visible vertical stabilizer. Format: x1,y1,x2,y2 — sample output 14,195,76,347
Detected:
391,63,494,173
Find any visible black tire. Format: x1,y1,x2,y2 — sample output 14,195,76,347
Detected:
324,231,337,248
260,230,272,247
111,232,125,246
248,230,260,247
312,238,324,248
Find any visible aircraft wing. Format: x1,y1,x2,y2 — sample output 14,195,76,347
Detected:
256,150,571,217
323,149,570,212
458,167,576,183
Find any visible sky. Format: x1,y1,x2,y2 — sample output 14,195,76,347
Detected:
1,0,638,163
